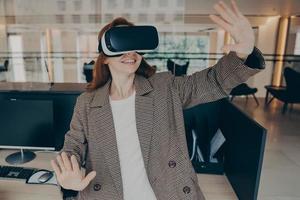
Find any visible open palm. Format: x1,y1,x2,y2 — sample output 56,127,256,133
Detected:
210,0,254,58
51,152,96,191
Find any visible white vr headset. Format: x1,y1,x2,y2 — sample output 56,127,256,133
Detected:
98,25,159,56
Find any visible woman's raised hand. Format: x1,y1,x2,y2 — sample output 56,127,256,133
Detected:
210,0,254,58
51,152,96,191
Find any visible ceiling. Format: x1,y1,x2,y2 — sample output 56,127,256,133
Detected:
185,0,300,16
0,0,299,17
0,0,299,16
0,0,299,32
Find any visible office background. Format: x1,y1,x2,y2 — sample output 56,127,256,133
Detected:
0,0,300,200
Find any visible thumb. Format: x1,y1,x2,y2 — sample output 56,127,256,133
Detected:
79,171,97,191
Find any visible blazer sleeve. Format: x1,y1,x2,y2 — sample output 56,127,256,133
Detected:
172,47,265,109
61,94,88,167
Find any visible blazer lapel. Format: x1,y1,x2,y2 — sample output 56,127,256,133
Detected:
134,75,154,171
88,75,154,198
90,80,123,199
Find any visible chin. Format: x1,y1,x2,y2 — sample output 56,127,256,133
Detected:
122,65,140,74
110,63,136,74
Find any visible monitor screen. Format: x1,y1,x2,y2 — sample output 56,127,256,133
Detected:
0,99,54,150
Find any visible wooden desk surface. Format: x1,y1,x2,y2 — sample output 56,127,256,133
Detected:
0,150,62,200
0,150,237,200
0,82,86,94
197,174,238,200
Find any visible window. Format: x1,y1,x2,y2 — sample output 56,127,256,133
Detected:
104,14,114,23
72,15,81,23
57,1,66,11
73,1,82,11
55,15,64,24
141,0,150,8
124,0,133,8
155,14,165,22
107,0,117,9
145,32,209,74
176,0,184,7
138,14,147,23
159,0,168,7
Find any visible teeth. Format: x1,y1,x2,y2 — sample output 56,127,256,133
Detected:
122,59,135,64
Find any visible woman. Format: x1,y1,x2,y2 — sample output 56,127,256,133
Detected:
51,1,264,199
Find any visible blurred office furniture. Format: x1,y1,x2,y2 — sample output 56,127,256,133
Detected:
0,60,9,81
184,99,267,200
0,99,55,165
0,82,84,200
0,60,9,72
0,151,237,200
230,83,259,106
0,150,61,200
167,59,189,76
0,82,86,151
265,67,300,114
83,60,95,83
0,165,35,180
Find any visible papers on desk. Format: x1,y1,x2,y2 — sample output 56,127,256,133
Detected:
26,170,57,185
190,128,226,163
190,130,204,162
210,129,226,163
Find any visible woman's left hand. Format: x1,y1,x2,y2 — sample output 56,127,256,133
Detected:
209,0,254,59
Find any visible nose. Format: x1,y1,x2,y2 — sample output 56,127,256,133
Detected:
124,51,136,56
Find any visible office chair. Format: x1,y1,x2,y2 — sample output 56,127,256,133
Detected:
167,59,189,76
230,83,259,106
83,60,95,83
0,60,9,72
265,67,300,114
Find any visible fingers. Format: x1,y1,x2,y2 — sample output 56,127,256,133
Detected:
71,155,80,173
209,15,232,32
79,171,97,191
214,1,236,24
231,0,242,17
212,0,245,27
51,160,62,177
56,154,66,172
61,152,72,171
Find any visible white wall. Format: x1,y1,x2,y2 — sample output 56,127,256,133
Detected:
0,25,7,51
51,29,64,82
8,35,26,81
247,16,280,97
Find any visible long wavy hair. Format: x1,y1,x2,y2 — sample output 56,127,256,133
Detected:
87,17,156,91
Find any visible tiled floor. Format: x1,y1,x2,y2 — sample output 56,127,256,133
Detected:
233,97,300,200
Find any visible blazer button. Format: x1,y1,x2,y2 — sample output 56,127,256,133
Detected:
93,183,101,191
168,160,176,168
183,186,191,194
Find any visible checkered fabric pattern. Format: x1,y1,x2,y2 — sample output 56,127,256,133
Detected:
62,48,264,200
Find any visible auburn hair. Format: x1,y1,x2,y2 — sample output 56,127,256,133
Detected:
86,17,156,91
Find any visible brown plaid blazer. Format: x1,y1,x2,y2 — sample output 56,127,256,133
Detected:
62,48,264,200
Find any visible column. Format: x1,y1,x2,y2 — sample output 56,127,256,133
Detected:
272,16,290,86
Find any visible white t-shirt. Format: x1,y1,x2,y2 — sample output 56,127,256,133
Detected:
109,91,157,200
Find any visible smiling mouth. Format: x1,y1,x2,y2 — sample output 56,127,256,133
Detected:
121,59,136,64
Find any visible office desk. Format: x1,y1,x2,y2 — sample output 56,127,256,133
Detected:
0,150,62,200
0,83,239,199
0,152,237,200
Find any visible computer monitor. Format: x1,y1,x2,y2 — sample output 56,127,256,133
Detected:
0,99,55,165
